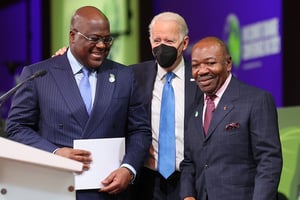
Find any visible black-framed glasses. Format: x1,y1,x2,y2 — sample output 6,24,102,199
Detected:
73,29,113,45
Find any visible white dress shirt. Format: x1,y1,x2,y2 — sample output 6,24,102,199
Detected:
150,57,185,171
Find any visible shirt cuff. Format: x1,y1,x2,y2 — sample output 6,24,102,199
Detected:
120,163,136,183
52,148,60,154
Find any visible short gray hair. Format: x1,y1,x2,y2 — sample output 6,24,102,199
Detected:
149,12,189,40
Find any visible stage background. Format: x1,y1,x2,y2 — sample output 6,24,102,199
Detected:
1,1,300,199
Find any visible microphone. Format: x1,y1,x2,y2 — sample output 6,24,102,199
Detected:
0,70,47,107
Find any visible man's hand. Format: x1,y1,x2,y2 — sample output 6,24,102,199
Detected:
54,147,92,170
99,167,133,194
52,46,68,57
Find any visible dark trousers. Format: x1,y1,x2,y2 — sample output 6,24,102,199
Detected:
126,167,181,200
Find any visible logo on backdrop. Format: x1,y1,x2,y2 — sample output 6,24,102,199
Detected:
223,14,241,68
223,13,281,70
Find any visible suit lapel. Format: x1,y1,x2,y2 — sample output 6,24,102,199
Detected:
192,96,206,140
184,60,202,123
184,60,196,108
132,60,157,121
84,60,116,137
205,101,234,138
134,60,157,102
205,77,239,138
184,60,203,130
145,62,157,100
50,56,89,129
144,62,157,122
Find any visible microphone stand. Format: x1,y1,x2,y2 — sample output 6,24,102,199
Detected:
0,70,47,137
0,70,47,107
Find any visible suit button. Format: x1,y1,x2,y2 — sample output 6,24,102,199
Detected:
204,164,209,169
58,124,64,129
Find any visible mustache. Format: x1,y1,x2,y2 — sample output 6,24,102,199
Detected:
196,74,214,80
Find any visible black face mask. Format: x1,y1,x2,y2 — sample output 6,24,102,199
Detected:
153,44,178,68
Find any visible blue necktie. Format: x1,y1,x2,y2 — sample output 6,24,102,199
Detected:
158,72,175,179
79,67,92,115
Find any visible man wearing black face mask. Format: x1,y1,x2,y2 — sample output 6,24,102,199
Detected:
152,43,179,68
127,12,202,200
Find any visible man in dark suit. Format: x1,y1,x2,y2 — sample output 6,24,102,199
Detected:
5,6,152,200
128,12,201,200
180,36,282,200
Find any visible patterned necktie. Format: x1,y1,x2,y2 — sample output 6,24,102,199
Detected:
203,95,216,135
158,72,175,179
79,67,92,115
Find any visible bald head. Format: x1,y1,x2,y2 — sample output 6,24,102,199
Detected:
70,6,109,31
192,36,229,57
69,6,112,69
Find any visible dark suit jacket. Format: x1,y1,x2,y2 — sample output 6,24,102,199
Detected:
5,54,152,200
131,59,201,133
180,76,282,200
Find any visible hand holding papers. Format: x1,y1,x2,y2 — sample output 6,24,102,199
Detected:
73,137,125,190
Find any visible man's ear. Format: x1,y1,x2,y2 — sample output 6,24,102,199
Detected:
183,35,189,51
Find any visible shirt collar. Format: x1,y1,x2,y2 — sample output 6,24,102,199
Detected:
67,49,85,75
204,73,232,100
157,56,185,81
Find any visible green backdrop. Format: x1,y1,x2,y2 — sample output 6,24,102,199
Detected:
277,106,300,200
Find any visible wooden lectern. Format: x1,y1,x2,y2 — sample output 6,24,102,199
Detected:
0,137,83,200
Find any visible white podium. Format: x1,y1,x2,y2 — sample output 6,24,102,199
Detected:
0,137,83,200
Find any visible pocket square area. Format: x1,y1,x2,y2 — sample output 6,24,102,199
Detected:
225,122,240,130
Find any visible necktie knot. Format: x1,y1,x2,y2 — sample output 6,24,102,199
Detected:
82,67,91,77
165,72,175,84
205,94,216,101
206,95,217,110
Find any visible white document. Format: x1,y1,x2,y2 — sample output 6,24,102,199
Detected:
73,137,125,190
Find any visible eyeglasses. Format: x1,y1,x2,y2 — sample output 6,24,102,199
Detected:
73,29,113,45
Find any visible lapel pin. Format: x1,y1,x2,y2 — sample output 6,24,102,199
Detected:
109,74,115,83
195,111,199,117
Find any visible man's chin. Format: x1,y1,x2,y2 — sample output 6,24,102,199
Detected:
88,60,104,69
199,86,214,95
